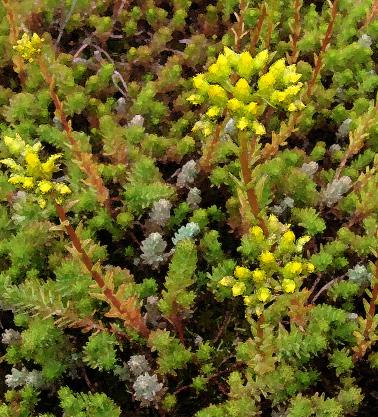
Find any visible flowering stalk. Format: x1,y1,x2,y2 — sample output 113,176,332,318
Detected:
306,0,339,98
2,0,25,77
239,131,268,236
55,203,150,339
250,3,267,55
287,0,303,64
37,57,111,213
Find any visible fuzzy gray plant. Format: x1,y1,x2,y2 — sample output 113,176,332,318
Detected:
149,199,172,226
186,187,201,209
140,233,168,269
133,372,163,406
300,161,318,178
1,329,21,345
358,34,372,48
127,355,151,377
176,160,197,188
113,363,131,382
336,118,352,138
347,265,372,285
271,196,294,216
129,114,144,127
329,144,341,154
5,367,44,389
321,176,352,207
144,296,161,327
172,222,200,245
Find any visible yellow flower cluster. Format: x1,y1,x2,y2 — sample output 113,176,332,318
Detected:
13,33,44,63
1,134,71,208
218,218,315,316
188,47,304,137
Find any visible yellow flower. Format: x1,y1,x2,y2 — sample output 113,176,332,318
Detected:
296,235,311,252
227,98,243,112
284,261,302,276
237,117,249,130
206,106,221,118
250,225,264,240
258,72,275,90
193,74,209,92
54,183,71,195
38,198,46,209
282,279,296,293
288,103,297,112
233,78,251,102
234,266,251,280
4,134,25,155
237,51,254,79
0,158,22,172
252,121,266,135
22,177,34,189
232,282,246,296
246,102,258,115
268,58,285,77
187,94,203,105
282,230,295,244
271,90,287,103
284,83,303,97
219,276,234,287
252,269,266,282
243,295,254,306
25,150,40,169
253,49,269,71
41,154,62,177
260,251,275,265
38,180,53,194
208,85,228,105
257,287,271,302
13,33,44,63
255,305,264,316
305,263,315,273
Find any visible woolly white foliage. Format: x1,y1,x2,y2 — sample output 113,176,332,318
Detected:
347,264,372,285
172,222,200,245
133,372,163,405
321,176,352,207
336,118,352,138
140,233,168,269
149,199,172,226
187,187,201,209
176,160,197,188
1,329,21,345
127,355,151,377
301,161,318,177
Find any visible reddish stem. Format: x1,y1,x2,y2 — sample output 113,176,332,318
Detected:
306,0,339,98
250,3,267,55
55,203,150,338
288,0,302,64
239,132,268,236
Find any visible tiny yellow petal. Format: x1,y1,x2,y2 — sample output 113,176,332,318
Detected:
219,276,234,287
234,266,251,280
260,251,275,265
38,180,53,194
282,279,296,293
232,282,246,296
252,269,266,282
257,287,271,302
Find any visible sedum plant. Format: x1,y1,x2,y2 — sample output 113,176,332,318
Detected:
0,0,376,416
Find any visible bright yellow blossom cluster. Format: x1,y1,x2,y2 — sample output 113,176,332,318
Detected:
218,216,315,316
188,47,304,137
1,134,71,208
13,33,44,63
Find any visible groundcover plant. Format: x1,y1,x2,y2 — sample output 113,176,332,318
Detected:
0,0,377,416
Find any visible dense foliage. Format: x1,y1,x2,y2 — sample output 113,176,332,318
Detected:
0,0,377,416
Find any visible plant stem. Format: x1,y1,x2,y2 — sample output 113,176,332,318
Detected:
239,131,268,236
250,3,267,55
353,261,378,361
38,57,111,213
55,203,150,338
287,0,302,64
306,0,339,98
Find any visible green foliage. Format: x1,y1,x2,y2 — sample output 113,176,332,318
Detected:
0,0,376,416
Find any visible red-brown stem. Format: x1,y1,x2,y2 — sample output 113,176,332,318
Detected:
199,109,227,173
234,0,247,52
55,203,150,338
263,12,273,50
306,0,339,98
362,0,378,30
250,3,267,55
169,311,185,345
288,0,302,64
38,57,111,213
353,261,378,361
239,132,268,236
